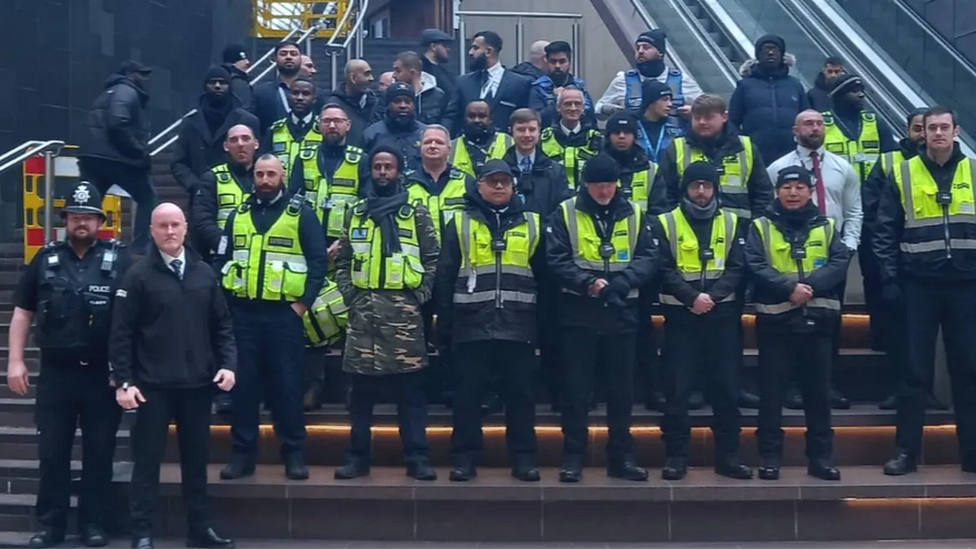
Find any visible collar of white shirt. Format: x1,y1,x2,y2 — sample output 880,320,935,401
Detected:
561,122,581,136
291,112,314,126
160,247,186,275
797,144,827,158
485,62,505,85
516,151,535,169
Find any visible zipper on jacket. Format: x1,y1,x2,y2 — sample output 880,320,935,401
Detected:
943,204,953,259
495,212,503,309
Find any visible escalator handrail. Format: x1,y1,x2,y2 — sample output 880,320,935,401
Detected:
697,0,752,66
658,0,739,88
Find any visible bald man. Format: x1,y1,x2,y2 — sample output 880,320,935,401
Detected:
378,71,395,94
326,59,380,146
300,54,317,77
513,40,551,80
111,202,237,548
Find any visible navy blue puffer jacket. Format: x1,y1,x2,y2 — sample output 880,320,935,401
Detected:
729,61,809,166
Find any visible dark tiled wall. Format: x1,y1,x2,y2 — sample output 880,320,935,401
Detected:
902,0,976,66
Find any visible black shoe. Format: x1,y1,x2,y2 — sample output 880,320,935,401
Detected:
687,391,705,411
644,390,666,412
131,537,153,549
829,389,851,410
607,458,648,481
879,394,897,410
927,393,949,410
407,462,437,481
186,528,235,548
27,530,64,549
738,389,761,409
334,462,370,479
449,463,476,482
758,457,781,481
883,451,917,476
512,466,541,482
481,392,503,416
715,456,753,480
80,524,108,547
808,458,841,481
559,455,583,483
284,453,309,480
784,388,803,410
661,457,687,481
219,456,255,480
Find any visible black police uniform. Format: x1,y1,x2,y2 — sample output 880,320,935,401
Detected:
11,189,129,540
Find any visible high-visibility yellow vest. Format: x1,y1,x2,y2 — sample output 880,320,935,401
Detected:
311,145,364,238
752,216,839,315
221,195,308,301
303,279,348,347
270,117,323,192
892,156,976,257
824,111,880,181
346,202,425,290
453,210,540,308
450,133,513,177
211,164,250,229
540,127,602,188
674,136,754,219
879,150,905,176
559,196,642,299
406,167,469,241
622,163,657,213
657,207,738,306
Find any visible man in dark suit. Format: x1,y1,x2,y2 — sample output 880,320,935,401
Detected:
442,30,532,137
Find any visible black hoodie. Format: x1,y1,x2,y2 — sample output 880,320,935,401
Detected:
80,74,151,167
221,62,253,107
807,71,834,113
325,84,381,147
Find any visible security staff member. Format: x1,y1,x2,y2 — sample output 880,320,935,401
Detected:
263,77,322,195
435,160,542,482
540,88,603,188
823,74,896,183
8,183,128,549
747,166,849,482
875,107,976,476
450,100,513,178
215,154,327,481
655,162,751,481
548,154,657,482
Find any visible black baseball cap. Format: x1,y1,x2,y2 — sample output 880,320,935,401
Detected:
776,165,813,188
478,159,514,179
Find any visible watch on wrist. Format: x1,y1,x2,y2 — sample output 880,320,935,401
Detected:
120,382,130,391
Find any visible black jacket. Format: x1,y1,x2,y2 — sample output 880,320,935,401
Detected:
325,84,382,148
435,195,542,345
250,78,327,137
746,206,851,334
171,104,259,193
807,72,834,113
502,147,574,218
222,62,253,107
192,162,254,260
872,144,976,282
362,118,428,173
416,85,447,126
606,143,670,215
511,61,545,81
442,68,533,136
656,124,773,220
729,62,810,167
422,56,458,103
109,245,236,389
80,74,150,167
546,192,658,333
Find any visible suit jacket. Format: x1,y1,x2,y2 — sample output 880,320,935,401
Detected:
442,67,532,136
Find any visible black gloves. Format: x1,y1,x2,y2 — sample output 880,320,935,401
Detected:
607,276,632,299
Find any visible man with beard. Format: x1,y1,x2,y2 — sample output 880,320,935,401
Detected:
251,41,321,136
420,28,457,102
596,30,701,133
449,100,513,178
748,166,849,482
78,60,156,253
655,161,752,481
442,31,532,136
326,60,379,147
221,44,252,107
807,56,844,113
548,154,658,483
8,182,131,549
436,159,542,482
636,80,679,163
540,88,603,189
393,51,447,126
529,41,594,128
311,104,366,242
216,154,327,482
364,82,428,172
823,74,897,183
729,35,809,166
334,145,440,481
264,78,322,195
767,111,862,410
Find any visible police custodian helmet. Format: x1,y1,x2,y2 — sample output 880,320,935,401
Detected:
61,181,106,220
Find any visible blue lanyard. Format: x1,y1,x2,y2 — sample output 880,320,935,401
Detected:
648,124,667,162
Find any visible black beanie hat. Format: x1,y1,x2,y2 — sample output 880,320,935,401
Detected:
681,161,719,190
606,112,639,136
582,154,620,184
830,74,864,97
385,81,414,104
222,44,248,64
775,165,813,189
368,141,405,174
203,65,232,89
754,34,786,58
636,29,667,56
640,79,673,112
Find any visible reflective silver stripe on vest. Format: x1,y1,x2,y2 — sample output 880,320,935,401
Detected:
725,207,752,220
350,243,372,254
454,290,537,304
755,297,841,314
665,210,735,280
315,289,349,314
265,252,307,269
564,198,639,272
459,212,475,287
232,249,249,261
472,264,534,277
401,243,421,258
900,239,976,253
660,292,736,306
900,159,976,229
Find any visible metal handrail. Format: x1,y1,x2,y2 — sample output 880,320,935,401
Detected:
456,11,584,78
0,140,66,243
326,0,370,90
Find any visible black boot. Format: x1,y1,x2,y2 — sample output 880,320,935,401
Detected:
758,456,781,481
829,389,851,410
219,455,255,480
335,460,370,480
80,524,108,547
481,392,503,416
27,529,64,549
607,456,648,481
407,460,437,481
284,453,309,480
715,455,753,479
783,388,804,410
661,456,687,481
559,455,583,483
737,389,761,409
186,527,235,548
927,393,949,410
644,390,666,412
449,458,476,482
687,391,705,411
883,451,917,476
808,458,841,481
878,394,897,410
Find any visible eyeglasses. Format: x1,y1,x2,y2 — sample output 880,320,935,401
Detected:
321,118,349,126
481,178,514,189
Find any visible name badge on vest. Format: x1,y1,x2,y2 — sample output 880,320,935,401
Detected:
273,142,287,153
350,227,369,240
267,236,294,247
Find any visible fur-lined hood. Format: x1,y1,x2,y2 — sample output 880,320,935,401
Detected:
739,53,797,76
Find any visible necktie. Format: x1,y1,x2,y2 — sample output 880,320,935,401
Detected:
170,258,183,280
521,157,532,174
811,151,826,214
480,71,493,99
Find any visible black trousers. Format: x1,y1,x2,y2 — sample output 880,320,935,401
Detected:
561,327,637,461
34,361,120,533
129,386,213,537
637,282,661,398
660,310,741,459
422,301,453,403
757,330,834,461
231,308,306,458
896,278,976,460
345,370,429,466
858,240,885,351
78,156,156,253
451,340,537,465
537,271,565,405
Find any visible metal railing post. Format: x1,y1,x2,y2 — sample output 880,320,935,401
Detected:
571,20,581,78
331,51,340,91
355,0,365,57
43,151,54,243
515,16,524,68
458,16,467,76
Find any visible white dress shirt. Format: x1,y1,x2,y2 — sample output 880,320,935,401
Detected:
516,151,536,172
560,122,582,136
481,62,505,99
160,247,187,279
767,145,863,250
595,68,703,116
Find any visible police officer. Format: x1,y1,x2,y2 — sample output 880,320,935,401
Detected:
747,166,849,482
333,145,440,481
263,77,321,195
450,100,513,178
540,88,603,189
216,154,328,481
435,160,542,482
875,107,976,476
8,182,130,548
548,154,658,482
656,162,751,481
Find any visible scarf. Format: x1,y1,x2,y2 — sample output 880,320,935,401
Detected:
681,196,718,221
770,199,821,237
365,179,409,257
201,94,233,135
